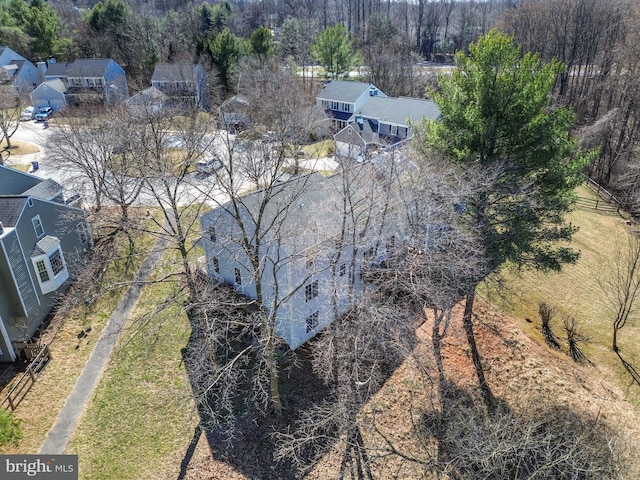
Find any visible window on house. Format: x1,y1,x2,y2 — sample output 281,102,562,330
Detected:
77,223,88,244
49,249,64,276
234,268,242,285
32,215,44,238
208,225,216,242
87,78,95,87
330,101,338,110
35,260,50,283
96,79,103,87
213,257,220,273
31,241,68,295
306,311,319,333
305,280,319,302
390,125,399,136
339,263,346,276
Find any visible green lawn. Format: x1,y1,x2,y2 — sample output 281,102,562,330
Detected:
68,224,202,479
68,280,197,480
485,184,640,406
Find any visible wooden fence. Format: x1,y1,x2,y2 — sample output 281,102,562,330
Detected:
0,344,51,412
583,175,622,214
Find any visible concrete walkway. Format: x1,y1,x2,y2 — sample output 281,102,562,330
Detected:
39,234,169,454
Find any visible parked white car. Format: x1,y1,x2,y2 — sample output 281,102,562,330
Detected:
20,106,36,121
196,157,223,174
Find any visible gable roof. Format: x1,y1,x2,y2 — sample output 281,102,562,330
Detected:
124,86,168,106
44,62,72,77
0,46,26,65
32,78,66,95
67,59,113,77
316,80,381,103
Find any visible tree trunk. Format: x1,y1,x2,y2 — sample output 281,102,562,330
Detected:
462,286,494,413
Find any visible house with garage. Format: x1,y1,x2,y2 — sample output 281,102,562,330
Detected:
0,46,42,94
0,166,91,361
316,80,386,130
123,86,168,116
62,58,128,106
151,63,209,110
200,169,401,349
30,78,67,111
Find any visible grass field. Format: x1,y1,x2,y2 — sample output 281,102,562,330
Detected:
485,184,640,407
68,278,197,480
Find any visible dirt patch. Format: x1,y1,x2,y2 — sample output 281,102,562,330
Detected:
181,296,640,479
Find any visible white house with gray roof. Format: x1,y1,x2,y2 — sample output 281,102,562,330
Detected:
200,169,401,349
0,166,91,361
317,79,440,160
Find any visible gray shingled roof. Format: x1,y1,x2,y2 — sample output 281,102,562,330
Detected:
0,166,62,199
68,59,112,77
23,179,63,201
45,62,72,77
357,96,440,126
0,165,42,194
316,80,375,103
151,64,199,83
0,196,28,228
32,235,60,256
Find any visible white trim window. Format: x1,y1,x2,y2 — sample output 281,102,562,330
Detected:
32,215,44,238
31,237,68,294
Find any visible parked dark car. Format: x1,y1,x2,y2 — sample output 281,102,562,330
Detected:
35,107,53,122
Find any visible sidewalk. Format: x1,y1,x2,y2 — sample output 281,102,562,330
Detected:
39,234,169,454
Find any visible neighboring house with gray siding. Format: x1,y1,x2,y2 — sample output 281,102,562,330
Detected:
30,78,67,111
0,166,90,361
0,46,42,94
316,80,386,130
151,63,209,110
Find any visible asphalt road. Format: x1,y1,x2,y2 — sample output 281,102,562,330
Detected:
5,119,339,209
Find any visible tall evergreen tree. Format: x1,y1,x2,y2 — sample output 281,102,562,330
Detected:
420,30,588,411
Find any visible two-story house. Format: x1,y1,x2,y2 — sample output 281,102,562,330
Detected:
0,166,91,362
151,63,209,110
200,170,400,350
62,58,128,106
316,80,386,130
0,46,42,94
333,96,440,160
